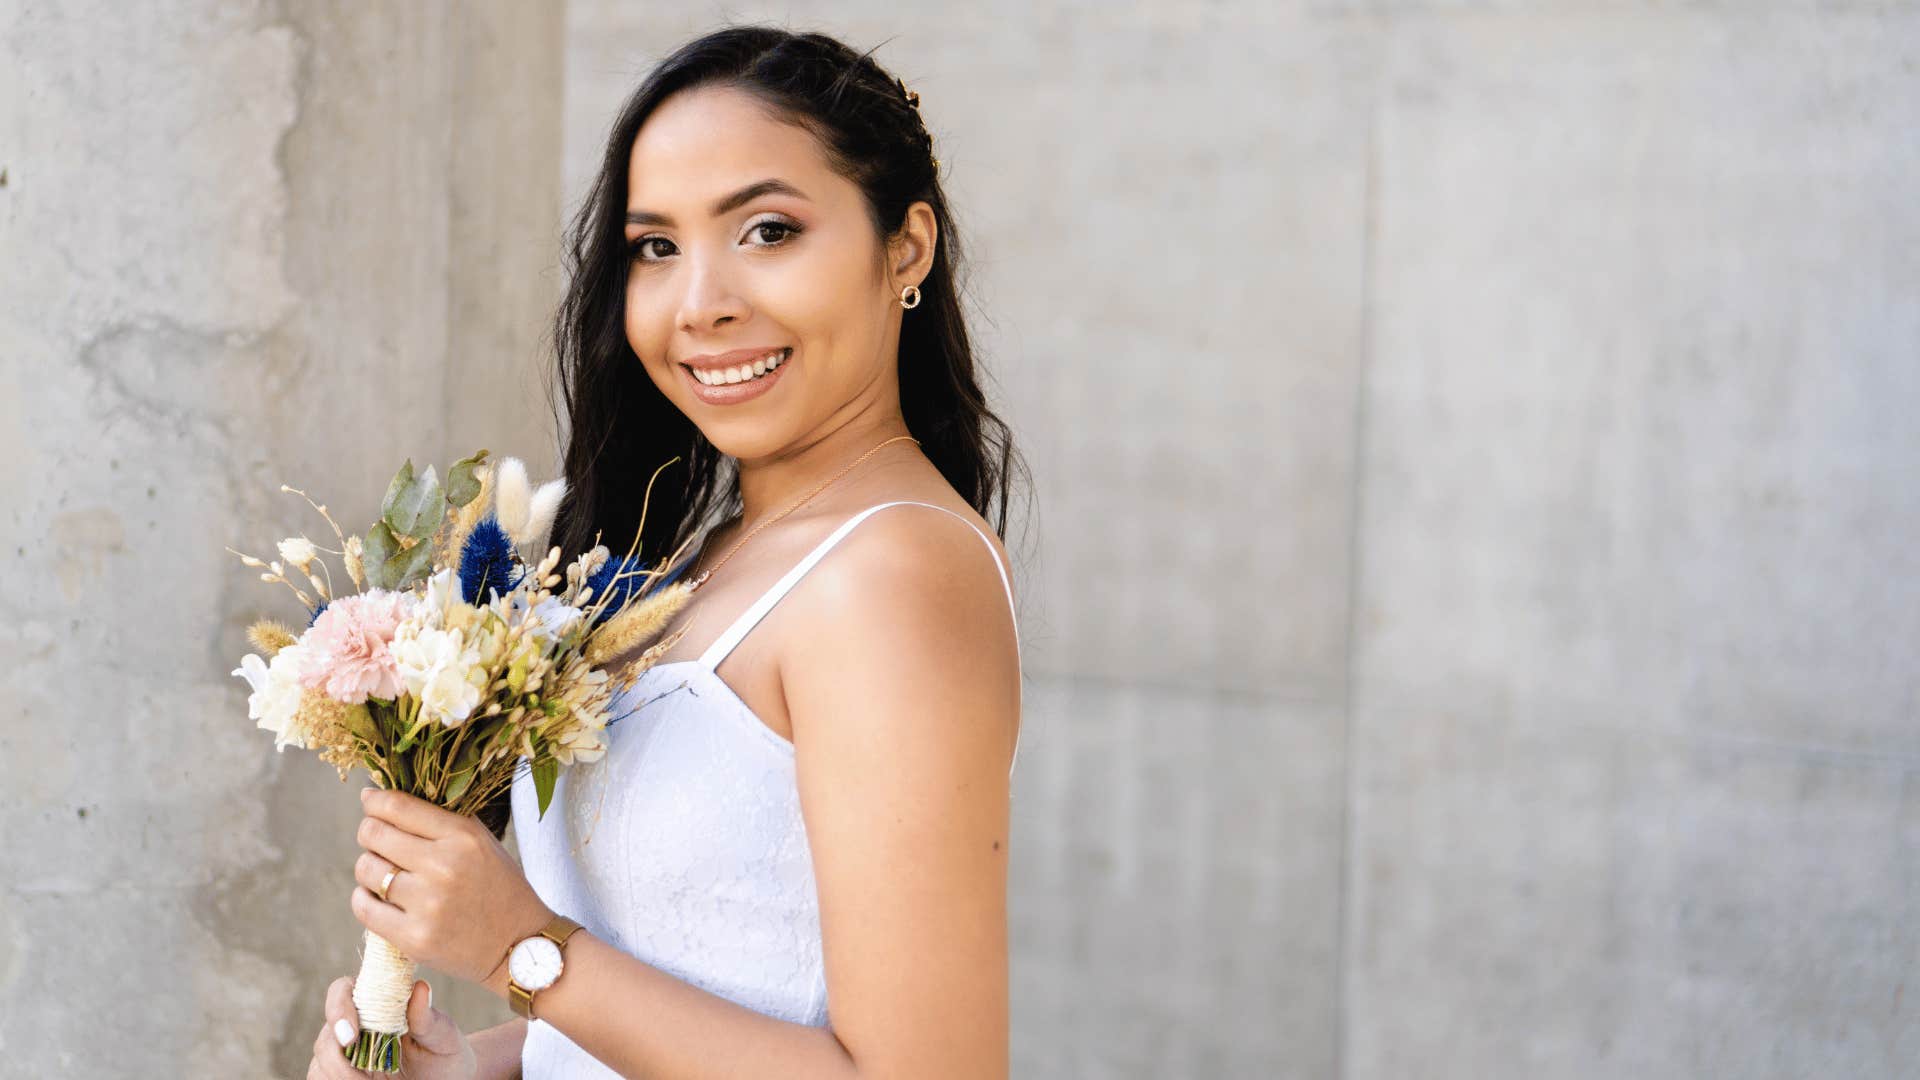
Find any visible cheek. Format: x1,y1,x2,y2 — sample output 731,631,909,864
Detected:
623,282,674,375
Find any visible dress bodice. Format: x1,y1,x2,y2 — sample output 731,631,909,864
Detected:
510,500,1021,1078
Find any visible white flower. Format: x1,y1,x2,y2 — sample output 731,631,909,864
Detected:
390,623,486,726
550,725,607,766
512,592,584,647
276,536,318,572
232,642,316,752
422,565,459,624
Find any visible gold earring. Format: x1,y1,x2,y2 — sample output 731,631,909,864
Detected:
899,284,922,309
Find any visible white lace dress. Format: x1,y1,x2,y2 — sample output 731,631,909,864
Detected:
509,500,1022,1077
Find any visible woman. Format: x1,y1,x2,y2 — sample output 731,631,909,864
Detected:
306,24,1030,1080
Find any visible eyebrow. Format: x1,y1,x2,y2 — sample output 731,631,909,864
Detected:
624,178,809,227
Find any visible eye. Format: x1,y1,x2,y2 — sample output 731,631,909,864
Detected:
744,216,802,247
625,215,803,265
627,235,674,262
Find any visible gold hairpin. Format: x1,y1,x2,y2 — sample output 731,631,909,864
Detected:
896,78,936,171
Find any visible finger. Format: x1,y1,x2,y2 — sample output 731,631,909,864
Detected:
361,785,463,840
311,1020,363,1080
404,978,463,1056
315,977,363,1079
324,974,358,1030
350,883,406,943
353,851,409,911
356,812,434,869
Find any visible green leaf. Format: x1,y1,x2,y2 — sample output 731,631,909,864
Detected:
340,703,380,744
443,766,475,804
379,459,416,523
381,531,437,591
385,464,443,540
390,751,413,792
450,731,487,774
363,522,399,590
446,449,490,509
394,708,435,754
532,758,557,820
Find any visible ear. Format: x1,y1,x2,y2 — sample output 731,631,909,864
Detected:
887,200,939,295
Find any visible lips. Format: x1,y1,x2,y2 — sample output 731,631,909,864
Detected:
681,346,789,386
677,345,792,405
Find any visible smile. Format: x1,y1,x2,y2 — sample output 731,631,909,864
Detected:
679,347,791,405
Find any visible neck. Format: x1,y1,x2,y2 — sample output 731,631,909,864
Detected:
732,417,917,526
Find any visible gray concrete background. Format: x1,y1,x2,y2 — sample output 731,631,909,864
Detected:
3,1,1915,1077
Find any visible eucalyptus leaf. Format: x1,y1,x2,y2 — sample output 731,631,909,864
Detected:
363,522,400,590
386,464,443,540
446,449,489,509
379,459,416,523
380,531,437,592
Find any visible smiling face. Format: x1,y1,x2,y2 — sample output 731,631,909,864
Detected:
622,84,917,462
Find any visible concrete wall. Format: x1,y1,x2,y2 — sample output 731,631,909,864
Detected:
0,2,564,1076
566,3,1920,1077
3,1,1912,1077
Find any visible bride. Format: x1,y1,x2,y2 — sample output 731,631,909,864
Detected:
305,24,1028,1080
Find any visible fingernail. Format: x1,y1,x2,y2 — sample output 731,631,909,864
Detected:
426,983,433,1009
334,1018,355,1047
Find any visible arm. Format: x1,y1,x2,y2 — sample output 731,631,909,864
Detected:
480,510,1019,1079
467,1017,527,1080
480,931,859,1078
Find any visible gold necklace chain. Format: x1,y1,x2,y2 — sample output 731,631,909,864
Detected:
685,433,920,593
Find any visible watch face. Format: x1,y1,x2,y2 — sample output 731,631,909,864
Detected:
509,935,563,991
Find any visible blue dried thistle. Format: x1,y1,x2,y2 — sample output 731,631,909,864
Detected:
586,547,695,625
459,515,524,604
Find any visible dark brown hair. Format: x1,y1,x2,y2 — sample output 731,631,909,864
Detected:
541,23,1029,577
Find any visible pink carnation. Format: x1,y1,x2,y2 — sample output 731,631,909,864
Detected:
299,588,410,704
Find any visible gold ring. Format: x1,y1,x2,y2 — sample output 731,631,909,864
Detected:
376,868,398,903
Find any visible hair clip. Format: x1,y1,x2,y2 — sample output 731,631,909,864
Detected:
894,77,936,172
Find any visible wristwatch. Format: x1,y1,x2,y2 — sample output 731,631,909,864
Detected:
505,913,586,1019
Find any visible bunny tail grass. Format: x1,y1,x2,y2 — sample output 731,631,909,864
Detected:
245,618,298,657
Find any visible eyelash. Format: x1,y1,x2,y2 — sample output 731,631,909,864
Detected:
626,217,803,263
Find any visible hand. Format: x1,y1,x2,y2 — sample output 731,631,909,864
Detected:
351,785,555,991
307,975,476,1080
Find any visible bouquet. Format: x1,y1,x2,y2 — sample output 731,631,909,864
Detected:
227,448,694,1072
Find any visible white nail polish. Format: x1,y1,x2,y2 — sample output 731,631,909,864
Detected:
334,1018,355,1047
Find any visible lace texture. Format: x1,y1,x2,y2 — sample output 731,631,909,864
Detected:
512,665,828,1077
509,502,1020,1078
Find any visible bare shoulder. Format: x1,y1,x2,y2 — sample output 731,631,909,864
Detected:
797,500,1015,663
779,499,1020,756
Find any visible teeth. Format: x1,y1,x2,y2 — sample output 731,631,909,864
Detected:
695,348,786,386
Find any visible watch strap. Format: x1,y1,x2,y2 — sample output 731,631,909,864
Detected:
539,913,585,949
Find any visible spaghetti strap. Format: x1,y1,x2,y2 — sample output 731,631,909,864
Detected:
695,500,1024,778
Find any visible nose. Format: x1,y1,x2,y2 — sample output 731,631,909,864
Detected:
675,252,750,333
